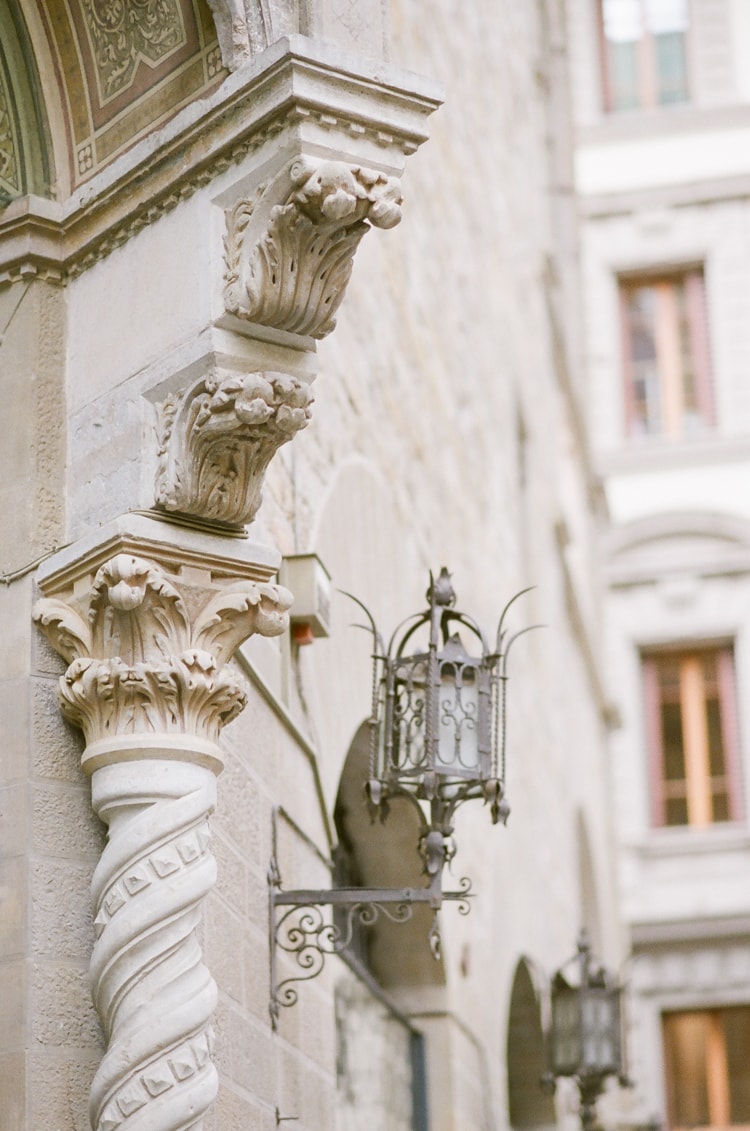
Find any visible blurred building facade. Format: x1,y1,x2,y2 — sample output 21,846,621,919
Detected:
569,1,750,1129
0,2,692,1131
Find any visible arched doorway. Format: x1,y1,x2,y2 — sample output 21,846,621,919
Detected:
507,957,556,1130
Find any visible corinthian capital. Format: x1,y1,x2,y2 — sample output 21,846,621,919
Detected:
34,549,289,763
224,156,402,340
154,369,313,527
32,515,289,1131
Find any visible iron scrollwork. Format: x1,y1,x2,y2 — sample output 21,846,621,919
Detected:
268,810,473,1026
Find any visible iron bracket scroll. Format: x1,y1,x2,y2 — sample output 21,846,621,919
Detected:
268,810,473,1028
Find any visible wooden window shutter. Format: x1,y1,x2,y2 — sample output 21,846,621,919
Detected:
685,270,713,427
643,655,665,826
619,284,638,436
717,648,743,822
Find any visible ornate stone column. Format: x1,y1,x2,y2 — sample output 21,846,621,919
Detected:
34,514,291,1131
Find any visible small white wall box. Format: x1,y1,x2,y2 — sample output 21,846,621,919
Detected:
279,553,332,640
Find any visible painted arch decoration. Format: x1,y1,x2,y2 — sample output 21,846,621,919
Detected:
0,0,223,197
0,0,51,203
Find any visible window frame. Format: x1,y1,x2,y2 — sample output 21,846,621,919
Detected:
642,642,743,830
662,1005,750,1131
618,266,714,443
597,0,691,114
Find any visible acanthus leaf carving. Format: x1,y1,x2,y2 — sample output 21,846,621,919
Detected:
193,580,292,662
33,598,92,662
223,156,403,339
90,553,191,661
34,552,292,748
154,369,313,527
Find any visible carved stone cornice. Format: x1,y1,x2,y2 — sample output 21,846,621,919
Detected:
155,368,314,526
0,39,442,287
32,514,289,1131
224,156,402,339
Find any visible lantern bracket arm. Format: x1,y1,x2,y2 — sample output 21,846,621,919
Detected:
271,877,473,909
267,809,473,1026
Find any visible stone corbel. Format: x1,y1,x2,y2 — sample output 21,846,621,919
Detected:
154,368,314,527
223,156,403,340
33,514,291,1131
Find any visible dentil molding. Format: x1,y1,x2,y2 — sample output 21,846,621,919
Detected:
33,514,290,1131
224,156,402,339
154,368,314,526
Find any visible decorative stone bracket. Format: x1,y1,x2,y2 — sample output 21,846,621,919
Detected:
223,156,403,340
33,515,290,1131
154,368,314,527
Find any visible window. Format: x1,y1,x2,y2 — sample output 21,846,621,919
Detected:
600,0,689,112
663,1007,750,1130
620,270,713,441
643,646,741,828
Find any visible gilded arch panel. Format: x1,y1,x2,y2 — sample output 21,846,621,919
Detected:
28,0,223,190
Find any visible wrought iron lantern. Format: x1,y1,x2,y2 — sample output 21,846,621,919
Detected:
268,568,534,1025
357,567,533,870
544,932,629,1131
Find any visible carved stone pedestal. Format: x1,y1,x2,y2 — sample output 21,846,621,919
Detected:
34,513,291,1131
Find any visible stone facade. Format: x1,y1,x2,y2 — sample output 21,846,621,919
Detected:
1,3,624,1131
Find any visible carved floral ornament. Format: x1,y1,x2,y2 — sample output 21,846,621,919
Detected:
224,156,403,340
33,548,291,1131
34,551,291,754
155,369,313,527
80,0,188,103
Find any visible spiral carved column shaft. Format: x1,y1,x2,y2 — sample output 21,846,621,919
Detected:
89,759,219,1131
33,519,291,1131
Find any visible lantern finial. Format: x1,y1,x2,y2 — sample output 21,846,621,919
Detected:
428,566,456,608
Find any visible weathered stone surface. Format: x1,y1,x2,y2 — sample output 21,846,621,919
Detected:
31,857,96,959
0,1054,26,1131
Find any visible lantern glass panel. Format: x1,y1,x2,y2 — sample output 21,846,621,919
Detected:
551,984,582,1075
581,988,621,1074
437,659,480,775
389,657,429,775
